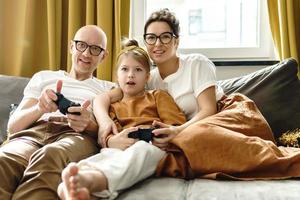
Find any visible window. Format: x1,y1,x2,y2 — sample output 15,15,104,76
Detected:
130,0,276,60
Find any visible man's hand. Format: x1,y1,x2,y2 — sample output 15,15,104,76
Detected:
66,100,92,132
7,80,62,133
107,127,138,150
98,117,118,147
36,80,62,114
36,79,64,114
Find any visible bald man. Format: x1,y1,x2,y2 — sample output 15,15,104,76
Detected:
0,25,115,200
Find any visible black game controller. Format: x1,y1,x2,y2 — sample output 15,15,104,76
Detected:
128,126,159,142
55,92,81,115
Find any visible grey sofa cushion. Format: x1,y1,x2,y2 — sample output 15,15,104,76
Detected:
218,58,300,140
117,177,300,200
0,75,29,143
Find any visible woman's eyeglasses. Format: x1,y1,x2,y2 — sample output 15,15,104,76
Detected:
73,40,104,56
143,32,177,45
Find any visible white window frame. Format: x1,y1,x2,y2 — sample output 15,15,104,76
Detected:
130,0,276,61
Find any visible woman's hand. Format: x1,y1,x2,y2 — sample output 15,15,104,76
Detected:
107,127,138,150
151,121,180,150
93,89,123,147
98,116,119,147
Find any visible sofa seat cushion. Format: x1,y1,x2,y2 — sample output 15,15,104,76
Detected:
117,177,300,200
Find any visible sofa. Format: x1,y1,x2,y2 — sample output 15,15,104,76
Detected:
0,58,300,199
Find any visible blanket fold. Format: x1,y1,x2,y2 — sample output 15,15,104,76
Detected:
156,93,300,180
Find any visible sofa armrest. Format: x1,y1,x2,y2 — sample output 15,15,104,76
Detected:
0,75,30,144
218,58,300,139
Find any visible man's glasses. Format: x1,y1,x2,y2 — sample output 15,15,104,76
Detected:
73,40,104,56
143,32,177,45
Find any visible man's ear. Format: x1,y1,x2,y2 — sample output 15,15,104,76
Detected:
101,50,109,61
69,41,74,54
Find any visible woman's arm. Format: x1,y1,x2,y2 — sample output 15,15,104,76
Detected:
152,86,217,148
176,86,217,133
93,88,123,146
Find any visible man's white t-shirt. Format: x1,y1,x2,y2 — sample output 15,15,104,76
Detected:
147,54,224,120
23,70,115,121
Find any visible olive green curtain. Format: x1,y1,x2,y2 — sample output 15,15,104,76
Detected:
0,0,130,81
267,0,300,77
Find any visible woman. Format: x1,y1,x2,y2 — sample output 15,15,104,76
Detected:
95,9,300,180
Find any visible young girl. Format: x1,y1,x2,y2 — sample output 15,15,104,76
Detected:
57,39,186,200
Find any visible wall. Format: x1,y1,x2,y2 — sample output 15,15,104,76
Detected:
216,65,265,80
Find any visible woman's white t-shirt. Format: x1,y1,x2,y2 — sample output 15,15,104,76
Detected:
147,54,224,120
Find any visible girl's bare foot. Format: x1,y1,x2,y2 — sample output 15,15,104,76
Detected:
57,163,90,200
57,162,108,200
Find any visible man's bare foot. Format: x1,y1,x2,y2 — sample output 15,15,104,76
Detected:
57,162,108,200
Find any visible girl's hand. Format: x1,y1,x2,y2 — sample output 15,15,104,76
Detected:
107,127,138,150
151,121,180,150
